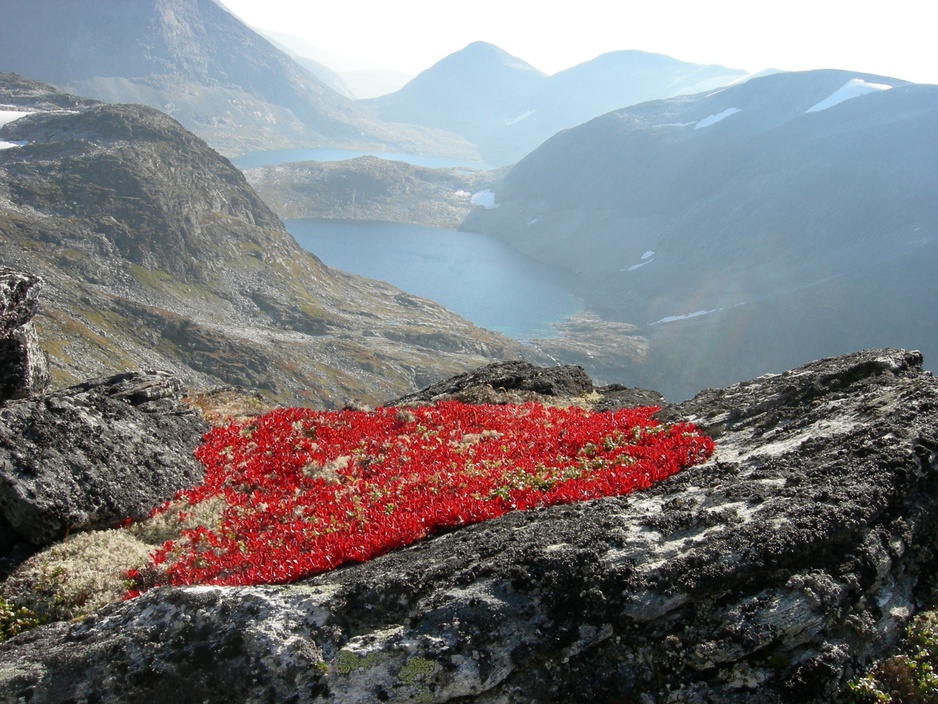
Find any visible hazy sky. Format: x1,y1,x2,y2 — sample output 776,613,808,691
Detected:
219,0,937,84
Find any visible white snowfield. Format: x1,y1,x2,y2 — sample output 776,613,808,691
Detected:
0,109,33,127
470,189,499,209
694,108,740,129
805,78,892,114
505,109,536,126
0,109,34,150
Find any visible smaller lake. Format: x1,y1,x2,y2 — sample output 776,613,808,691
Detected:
286,219,582,340
233,148,492,171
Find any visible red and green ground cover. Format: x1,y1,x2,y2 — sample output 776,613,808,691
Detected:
127,401,713,594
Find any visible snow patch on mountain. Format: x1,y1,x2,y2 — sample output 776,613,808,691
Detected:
695,108,740,129
806,78,892,113
622,251,657,271
505,110,536,126
0,109,34,127
471,190,499,209
0,110,35,148
650,308,719,325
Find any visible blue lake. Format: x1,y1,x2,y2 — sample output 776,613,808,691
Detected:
233,148,492,171
286,219,582,340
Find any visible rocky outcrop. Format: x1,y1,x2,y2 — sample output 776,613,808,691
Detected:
1,348,936,702
390,359,596,405
0,268,49,401
0,370,206,554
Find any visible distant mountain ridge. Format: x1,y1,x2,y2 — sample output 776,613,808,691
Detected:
365,42,748,164
0,0,476,159
464,69,938,397
363,41,546,163
258,29,413,99
258,32,357,100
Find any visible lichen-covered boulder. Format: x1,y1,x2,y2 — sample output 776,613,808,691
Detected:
0,370,207,554
1,349,937,703
0,268,49,401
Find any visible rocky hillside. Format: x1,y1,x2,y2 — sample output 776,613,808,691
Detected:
364,43,747,165
1,348,936,702
244,156,503,229
0,75,536,406
0,0,475,159
465,69,938,398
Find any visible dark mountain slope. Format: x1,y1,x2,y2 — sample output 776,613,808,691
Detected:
0,0,475,159
0,76,531,405
464,70,938,397
366,44,746,165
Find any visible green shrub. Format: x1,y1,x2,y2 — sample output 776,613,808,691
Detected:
849,611,938,703
0,597,43,642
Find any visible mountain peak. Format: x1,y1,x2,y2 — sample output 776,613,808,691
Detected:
429,41,546,76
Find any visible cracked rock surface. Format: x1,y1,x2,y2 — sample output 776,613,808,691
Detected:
1,349,937,703
0,370,207,554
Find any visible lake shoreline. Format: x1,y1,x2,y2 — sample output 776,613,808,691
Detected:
286,218,583,341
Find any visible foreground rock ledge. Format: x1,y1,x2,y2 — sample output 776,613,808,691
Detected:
2,349,937,703
0,370,207,552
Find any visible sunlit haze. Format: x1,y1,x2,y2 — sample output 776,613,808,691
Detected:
218,0,937,84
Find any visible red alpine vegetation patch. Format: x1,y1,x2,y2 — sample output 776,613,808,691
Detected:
127,401,713,593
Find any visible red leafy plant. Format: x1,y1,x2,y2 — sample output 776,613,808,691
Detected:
126,401,713,595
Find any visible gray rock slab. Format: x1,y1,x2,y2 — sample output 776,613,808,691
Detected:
0,370,207,549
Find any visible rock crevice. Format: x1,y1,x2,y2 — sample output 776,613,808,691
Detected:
0,268,49,402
